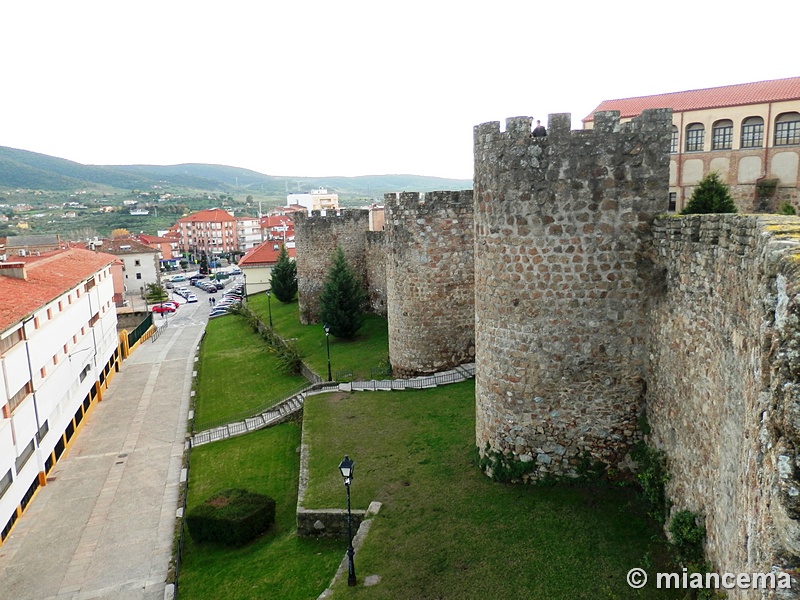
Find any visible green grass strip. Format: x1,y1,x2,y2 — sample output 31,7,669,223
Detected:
193,315,308,428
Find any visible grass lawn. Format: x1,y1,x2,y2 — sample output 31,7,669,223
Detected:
302,382,682,599
247,295,389,380
193,315,308,429
177,423,344,600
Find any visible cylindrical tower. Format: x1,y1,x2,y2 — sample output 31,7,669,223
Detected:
473,111,671,478
385,191,475,376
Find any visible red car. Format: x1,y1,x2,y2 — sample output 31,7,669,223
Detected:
152,303,177,314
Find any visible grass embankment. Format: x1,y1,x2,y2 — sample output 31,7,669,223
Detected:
303,382,681,599
247,295,389,380
177,424,343,600
184,310,680,599
193,316,308,429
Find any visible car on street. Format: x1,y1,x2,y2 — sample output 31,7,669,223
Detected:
186,293,198,303
152,304,177,314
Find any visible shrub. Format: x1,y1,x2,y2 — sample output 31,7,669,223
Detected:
681,172,737,215
270,244,297,303
186,488,276,546
779,202,797,216
669,510,706,565
631,441,670,523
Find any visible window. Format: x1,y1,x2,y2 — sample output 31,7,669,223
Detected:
0,329,23,355
741,117,764,148
136,273,142,280
34,317,40,329
0,469,12,499
47,308,53,320
670,127,679,153
775,112,800,146
15,439,35,473
40,366,46,378
134,259,141,267
79,364,91,382
8,382,32,412
668,193,677,212
712,120,733,150
685,124,705,152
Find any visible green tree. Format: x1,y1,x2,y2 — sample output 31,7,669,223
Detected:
270,244,297,303
319,246,365,339
681,172,738,215
199,252,209,275
145,282,168,304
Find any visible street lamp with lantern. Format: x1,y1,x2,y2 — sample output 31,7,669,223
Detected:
324,324,332,381
338,455,357,587
266,290,273,328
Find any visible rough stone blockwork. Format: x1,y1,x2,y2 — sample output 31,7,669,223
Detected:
385,191,475,376
295,210,370,324
365,231,387,317
474,110,672,477
648,214,800,592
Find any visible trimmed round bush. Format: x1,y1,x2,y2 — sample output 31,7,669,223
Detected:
186,488,276,546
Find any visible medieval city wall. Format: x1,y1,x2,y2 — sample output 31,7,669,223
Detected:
365,231,387,317
473,110,672,476
647,214,800,592
294,210,370,324
384,191,475,376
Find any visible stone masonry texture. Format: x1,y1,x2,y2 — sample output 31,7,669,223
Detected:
385,191,475,376
473,110,672,478
295,210,370,324
647,214,800,595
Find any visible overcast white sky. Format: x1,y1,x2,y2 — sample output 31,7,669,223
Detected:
1,1,797,180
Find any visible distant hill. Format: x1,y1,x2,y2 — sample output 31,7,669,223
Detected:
0,145,472,197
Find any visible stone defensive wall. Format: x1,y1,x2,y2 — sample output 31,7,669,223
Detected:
294,209,370,324
365,231,387,317
473,110,672,475
384,191,475,376
647,214,800,590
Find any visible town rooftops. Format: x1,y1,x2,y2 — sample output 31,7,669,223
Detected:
0,248,116,332
177,208,236,223
239,241,295,266
79,238,159,254
583,76,800,124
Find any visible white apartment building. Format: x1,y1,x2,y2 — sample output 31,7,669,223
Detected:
286,187,340,214
236,216,263,253
0,248,121,543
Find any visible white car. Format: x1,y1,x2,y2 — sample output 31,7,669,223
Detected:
186,293,198,303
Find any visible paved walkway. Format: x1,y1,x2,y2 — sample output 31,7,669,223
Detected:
0,315,205,600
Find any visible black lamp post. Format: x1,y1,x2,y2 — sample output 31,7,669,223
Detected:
324,324,332,381
338,455,357,587
266,290,273,328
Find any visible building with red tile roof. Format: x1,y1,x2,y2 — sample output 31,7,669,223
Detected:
0,247,121,543
176,208,239,257
238,240,295,295
582,76,800,212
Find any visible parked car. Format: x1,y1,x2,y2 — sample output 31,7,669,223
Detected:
186,293,198,303
152,304,176,314
171,275,186,282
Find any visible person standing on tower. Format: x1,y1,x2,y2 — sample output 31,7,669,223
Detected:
532,119,547,137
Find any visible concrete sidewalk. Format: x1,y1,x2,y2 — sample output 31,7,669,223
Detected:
0,319,204,600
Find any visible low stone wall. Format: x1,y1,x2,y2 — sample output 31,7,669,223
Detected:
648,214,800,595
296,507,366,539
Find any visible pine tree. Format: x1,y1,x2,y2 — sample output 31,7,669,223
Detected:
270,244,297,303
681,172,738,215
319,246,365,339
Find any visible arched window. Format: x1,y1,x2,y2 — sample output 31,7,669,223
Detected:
775,112,800,146
670,126,679,153
685,123,704,152
712,119,733,150
741,116,764,148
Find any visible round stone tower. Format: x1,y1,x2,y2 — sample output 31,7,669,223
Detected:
385,190,475,376
473,111,671,478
